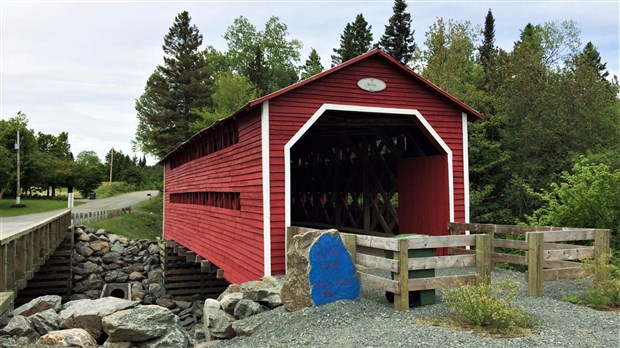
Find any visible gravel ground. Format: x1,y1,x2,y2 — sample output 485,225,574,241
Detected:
212,268,619,348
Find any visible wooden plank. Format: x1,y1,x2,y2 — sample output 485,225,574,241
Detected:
449,222,567,236
543,247,594,261
216,269,224,279
408,274,476,291
491,252,527,265
544,242,586,250
394,239,409,311
6,242,15,292
354,234,398,251
544,260,582,269
476,234,492,284
543,230,595,242
527,232,544,297
357,253,398,272
185,251,196,263
201,260,216,273
358,272,400,294
492,239,528,249
541,267,585,281
408,254,475,270
407,235,476,249
447,247,475,255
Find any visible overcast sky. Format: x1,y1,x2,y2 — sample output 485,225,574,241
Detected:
2,1,618,164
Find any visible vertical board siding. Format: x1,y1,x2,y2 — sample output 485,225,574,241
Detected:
164,110,264,284
268,56,467,273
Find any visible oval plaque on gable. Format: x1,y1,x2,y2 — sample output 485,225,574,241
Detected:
357,77,386,92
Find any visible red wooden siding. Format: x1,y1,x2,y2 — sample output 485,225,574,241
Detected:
267,55,467,274
164,108,264,284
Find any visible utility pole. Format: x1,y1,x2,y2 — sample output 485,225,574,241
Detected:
15,130,21,205
109,148,114,186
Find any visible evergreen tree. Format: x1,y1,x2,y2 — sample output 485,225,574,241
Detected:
377,0,416,64
331,14,373,66
478,9,495,71
134,11,211,159
573,42,609,80
301,48,325,79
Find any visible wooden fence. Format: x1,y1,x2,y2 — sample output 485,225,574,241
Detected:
0,210,72,293
449,223,611,297
287,226,492,311
71,207,132,226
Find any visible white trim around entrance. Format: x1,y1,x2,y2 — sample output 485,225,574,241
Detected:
283,104,455,249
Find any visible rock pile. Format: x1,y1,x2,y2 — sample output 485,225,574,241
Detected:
203,275,285,340
71,226,164,304
1,295,191,347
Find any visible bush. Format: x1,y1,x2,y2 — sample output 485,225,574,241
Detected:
565,255,620,309
441,276,534,336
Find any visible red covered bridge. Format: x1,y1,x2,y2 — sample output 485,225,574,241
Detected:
161,49,483,284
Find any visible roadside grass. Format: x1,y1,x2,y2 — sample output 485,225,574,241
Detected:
95,182,143,199
0,199,83,217
88,194,163,240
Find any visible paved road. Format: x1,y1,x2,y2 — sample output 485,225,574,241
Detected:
0,190,159,240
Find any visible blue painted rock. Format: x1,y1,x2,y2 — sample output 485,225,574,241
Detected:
281,229,360,311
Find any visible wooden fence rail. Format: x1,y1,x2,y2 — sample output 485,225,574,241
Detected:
287,226,492,311
449,222,611,296
71,207,132,226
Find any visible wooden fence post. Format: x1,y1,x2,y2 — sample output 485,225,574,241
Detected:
475,234,491,285
342,234,357,264
594,229,611,261
527,232,544,297
394,238,409,311
0,244,6,291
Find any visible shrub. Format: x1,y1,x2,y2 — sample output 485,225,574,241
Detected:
566,255,620,309
441,276,534,336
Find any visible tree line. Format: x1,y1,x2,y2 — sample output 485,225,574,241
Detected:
0,112,161,200
132,1,617,248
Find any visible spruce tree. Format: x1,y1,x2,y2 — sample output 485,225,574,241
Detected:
301,48,325,79
377,0,416,64
479,9,495,70
331,14,373,66
134,11,211,159
573,42,609,79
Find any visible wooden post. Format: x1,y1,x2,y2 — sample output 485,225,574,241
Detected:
594,229,611,261
475,234,491,285
394,238,409,311
14,237,26,288
5,242,15,292
527,232,544,297
342,234,357,264
0,244,6,291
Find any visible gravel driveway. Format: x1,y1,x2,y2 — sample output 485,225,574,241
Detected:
213,268,619,348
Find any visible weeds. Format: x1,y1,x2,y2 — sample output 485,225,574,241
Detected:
438,275,534,336
564,254,620,310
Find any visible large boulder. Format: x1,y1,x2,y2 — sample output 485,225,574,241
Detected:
37,328,97,347
203,306,235,339
233,299,260,320
13,295,62,317
136,323,189,348
29,308,60,335
102,305,177,342
280,229,360,312
219,292,243,315
59,297,139,338
0,315,39,340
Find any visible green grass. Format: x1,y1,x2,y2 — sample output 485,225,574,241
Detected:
88,194,163,240
0,199,84,217
95,182,141,199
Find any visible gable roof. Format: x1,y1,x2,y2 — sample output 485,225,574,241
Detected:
161,49,483,163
